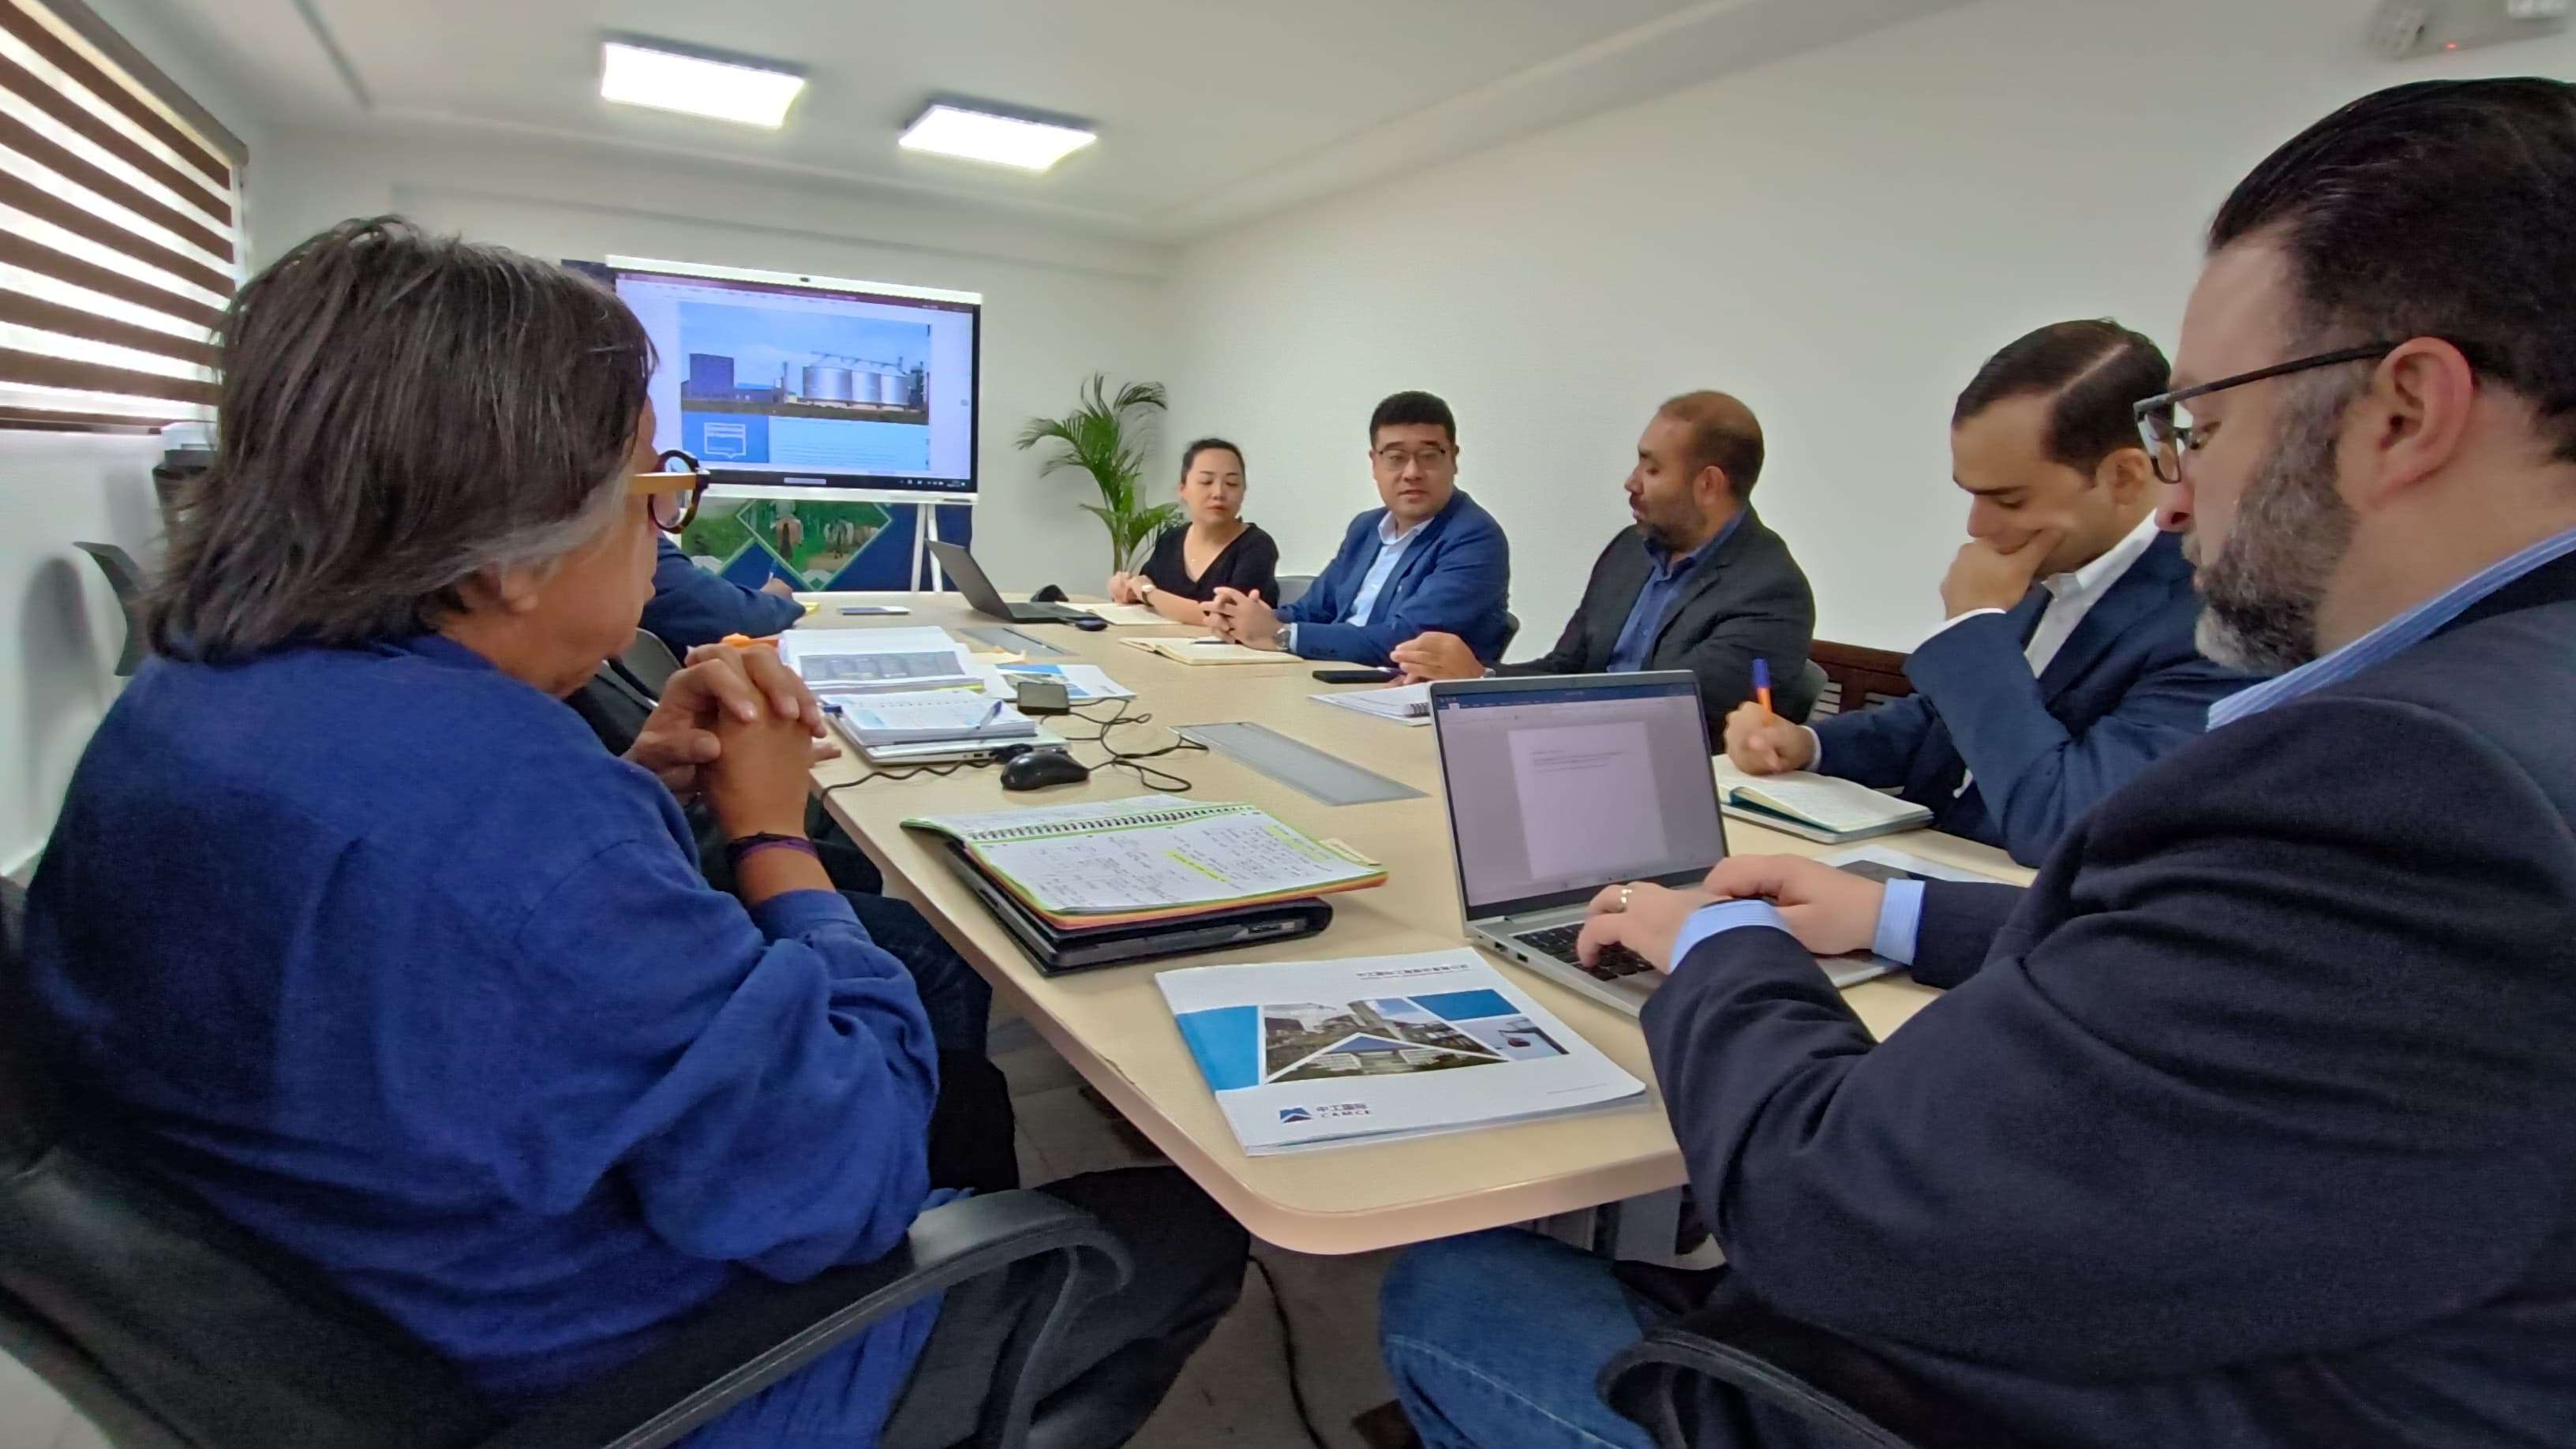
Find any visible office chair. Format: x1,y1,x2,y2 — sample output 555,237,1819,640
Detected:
1596,1274,2035,1449
620,629,686,698
1499,612,1520,656
72,542,148,677
1808,642,1914,717
1275,574,1315,608
0,878,1129,1449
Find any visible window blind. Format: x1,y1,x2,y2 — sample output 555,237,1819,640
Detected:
0,0,244,433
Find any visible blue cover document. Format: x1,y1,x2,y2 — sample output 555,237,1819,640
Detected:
1158,950,1644,1153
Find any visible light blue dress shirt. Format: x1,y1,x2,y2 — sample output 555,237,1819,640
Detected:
1851,519,2576,972
1286,512,1426,655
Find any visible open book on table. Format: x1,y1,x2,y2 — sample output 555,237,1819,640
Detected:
1713,758,1933,844
1160,949,1644,1154
902,794,1384,930
1121,636,1302,665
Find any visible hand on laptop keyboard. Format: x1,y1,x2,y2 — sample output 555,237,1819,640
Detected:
1518,925,1656,982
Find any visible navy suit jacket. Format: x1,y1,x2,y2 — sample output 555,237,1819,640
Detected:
1275,489,1511,665
1646,550,2576,1448
1812,531,2256,864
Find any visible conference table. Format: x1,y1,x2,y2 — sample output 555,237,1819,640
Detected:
798,593,2031,1256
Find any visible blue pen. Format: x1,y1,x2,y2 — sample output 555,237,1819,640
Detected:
1751,658,1774,720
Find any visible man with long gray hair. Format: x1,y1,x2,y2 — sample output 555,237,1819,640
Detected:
23,217,1245,1448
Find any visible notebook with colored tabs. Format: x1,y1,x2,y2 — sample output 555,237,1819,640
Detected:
901,794,1385,930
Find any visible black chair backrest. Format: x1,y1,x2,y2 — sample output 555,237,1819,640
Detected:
0,879,500,1449
620,631,684,698
72,543,148,678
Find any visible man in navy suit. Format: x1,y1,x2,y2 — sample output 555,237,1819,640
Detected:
1207,391,1510,665
1381,79,2576,1449
1724,320,2255,864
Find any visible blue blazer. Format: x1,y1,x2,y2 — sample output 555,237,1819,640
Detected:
1276,488,1511,665
1646,548,2576,1448
1811,531,2256,864
641,537,800,650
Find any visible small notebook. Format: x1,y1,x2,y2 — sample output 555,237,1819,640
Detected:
1121,637,1302,665
829,693,1037,747
901,794,1385,929
1160,949,1645,1154
1084,602,1171,626
1310,682,1432,726
1713,759,1934,844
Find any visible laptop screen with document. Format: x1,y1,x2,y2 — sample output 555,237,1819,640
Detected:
1428,672,1729,920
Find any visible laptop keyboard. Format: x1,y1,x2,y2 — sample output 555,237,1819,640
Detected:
1515,925,1656,982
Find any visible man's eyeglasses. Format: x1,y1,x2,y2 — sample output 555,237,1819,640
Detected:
629,448,704,533
1373,444,1452,470
2133,342,2400,485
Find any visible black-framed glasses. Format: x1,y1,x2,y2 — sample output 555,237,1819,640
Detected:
2133,342,2400,484
628,447,703,533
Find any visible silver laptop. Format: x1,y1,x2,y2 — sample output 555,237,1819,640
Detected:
1426,672,1890,1016
927,540,1091,623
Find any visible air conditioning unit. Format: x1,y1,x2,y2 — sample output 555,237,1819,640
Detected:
2370,0,2570,58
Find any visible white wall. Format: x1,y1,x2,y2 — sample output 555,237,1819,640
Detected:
1,0,268,879
1168,0,2576,653
252,128,1178,595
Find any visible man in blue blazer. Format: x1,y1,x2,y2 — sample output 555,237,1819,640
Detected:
1725,320,2256,864
1207,391,1510,665
1383,80,2576,1449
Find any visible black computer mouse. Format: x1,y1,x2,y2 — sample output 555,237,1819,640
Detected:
1000,747,1091,791
1031,583,1071,603
1072,616,1109,631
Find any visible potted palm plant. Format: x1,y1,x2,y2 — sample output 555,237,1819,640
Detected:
1015,374,1178,573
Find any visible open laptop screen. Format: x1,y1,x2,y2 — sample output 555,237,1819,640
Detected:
1430,674,1728,920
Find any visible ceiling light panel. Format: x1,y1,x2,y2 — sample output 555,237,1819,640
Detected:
600,40,806,129
898,103,1096,172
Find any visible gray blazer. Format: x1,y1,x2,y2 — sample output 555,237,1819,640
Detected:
1498,506,1820,726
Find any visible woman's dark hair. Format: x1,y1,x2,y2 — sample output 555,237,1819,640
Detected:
2211,77,2576,464
1368,390,1456,447
149,216,655,659
1953,320,2170,473
1179,437,1245,478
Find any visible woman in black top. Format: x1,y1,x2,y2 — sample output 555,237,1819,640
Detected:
1108,437,1281,624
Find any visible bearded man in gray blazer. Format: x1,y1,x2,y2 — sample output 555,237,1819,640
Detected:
1394,391,1819,732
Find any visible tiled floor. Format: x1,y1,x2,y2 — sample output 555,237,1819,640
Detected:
2,1021,1404,1449
992,1017,1404,1449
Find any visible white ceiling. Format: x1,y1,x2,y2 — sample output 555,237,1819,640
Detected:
148,0,1972,240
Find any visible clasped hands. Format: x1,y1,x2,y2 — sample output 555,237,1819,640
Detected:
1204,586,1282,649
623,642,837,808
1574,856,1889,975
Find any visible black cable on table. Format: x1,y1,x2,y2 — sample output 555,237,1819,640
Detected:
1059,697,1208,792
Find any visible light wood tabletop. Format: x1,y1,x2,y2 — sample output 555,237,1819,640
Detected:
797,593,2033,1255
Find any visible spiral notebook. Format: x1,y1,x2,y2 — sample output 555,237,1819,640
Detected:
901,794,1386,930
